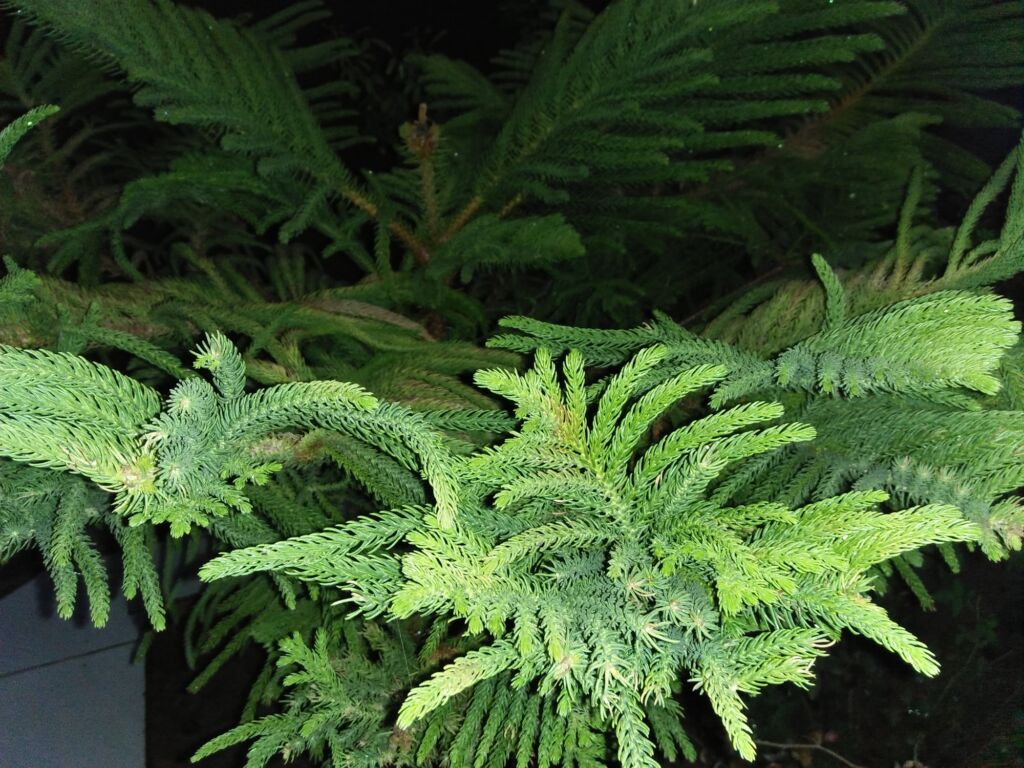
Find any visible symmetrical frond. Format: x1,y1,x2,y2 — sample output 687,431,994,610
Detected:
0,332,460,535
207,346,979,763
0,104,57,164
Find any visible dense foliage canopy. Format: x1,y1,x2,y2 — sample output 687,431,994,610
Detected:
0,1,1021,765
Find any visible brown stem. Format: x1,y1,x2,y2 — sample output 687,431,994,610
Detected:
442,195,483,243
409,103,441,241
420,156,440,240
343,188,431,266
390,219,431,266
782,17,939,154
756,740,865,768
498,193,524,219
439,164,531,242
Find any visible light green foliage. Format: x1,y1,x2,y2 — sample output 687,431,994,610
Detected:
205,347,979,764
0,341,161,488
0,1,1023,766
774,290,1018,398
701,140,1024,357
492,157,1024,571
0,330,460,537
738,401,1024,559
147,333,461,533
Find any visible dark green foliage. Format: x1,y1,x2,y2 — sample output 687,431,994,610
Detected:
0,1,1022,766
0,103,58,162
192,624,420,767
0,461,165,628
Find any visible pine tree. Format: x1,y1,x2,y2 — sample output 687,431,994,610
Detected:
0,0,1022,765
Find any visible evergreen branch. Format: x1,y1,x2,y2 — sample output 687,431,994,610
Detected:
776,291,1019,398
4,0,432,261
0,104,58,164
396,641,519,728
199,505,425,584
1,6,1022,768
756,740,865,768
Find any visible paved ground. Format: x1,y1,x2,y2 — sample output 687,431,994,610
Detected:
0,573,144,768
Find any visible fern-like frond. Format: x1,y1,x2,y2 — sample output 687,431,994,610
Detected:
206,345,978,763
0,104,57,164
